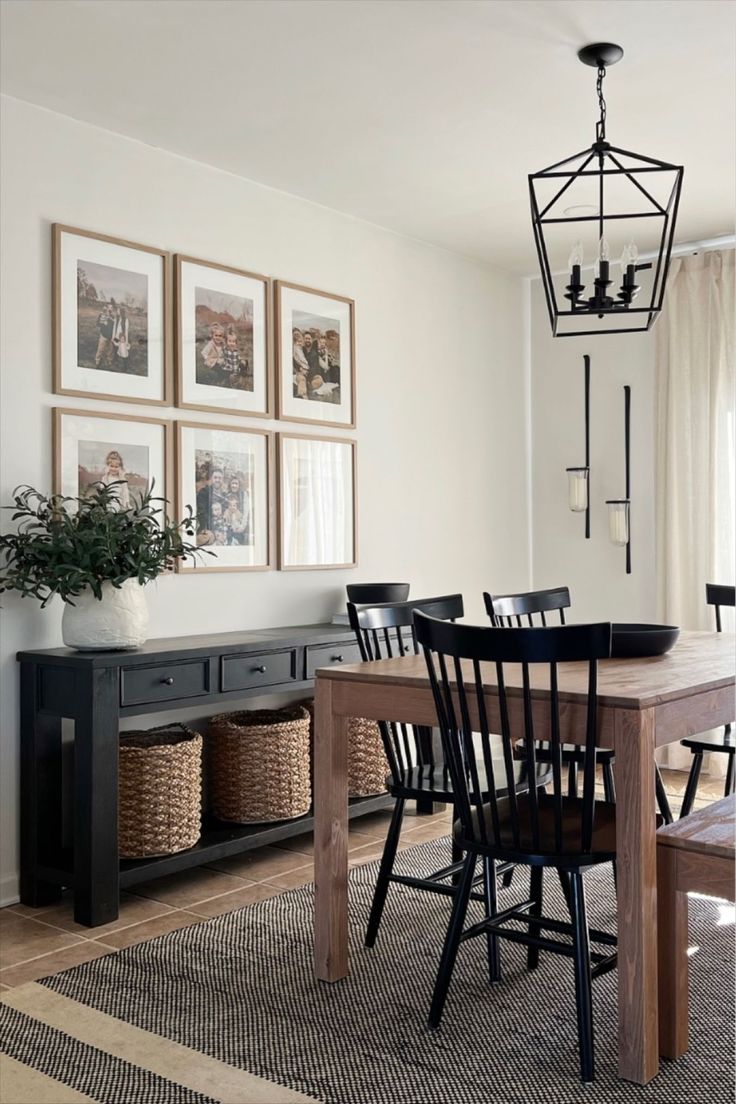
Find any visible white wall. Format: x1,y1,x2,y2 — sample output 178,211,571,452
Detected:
529,278,657,622
0,96,530,902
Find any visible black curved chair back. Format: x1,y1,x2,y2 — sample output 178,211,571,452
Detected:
347,594,463,786
415,612,612,862
706,583,735,632
346,583,410,604
484,586,571,627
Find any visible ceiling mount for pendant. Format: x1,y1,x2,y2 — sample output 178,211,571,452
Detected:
577,43,624,69
529,42,683,338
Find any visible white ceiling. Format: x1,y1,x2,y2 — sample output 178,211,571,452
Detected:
1,0,734,273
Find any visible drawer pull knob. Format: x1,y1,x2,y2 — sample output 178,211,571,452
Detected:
253,664,267,674
161,676,175,686
333,655,344,662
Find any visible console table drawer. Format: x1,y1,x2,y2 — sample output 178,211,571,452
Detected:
221,649,297,693
305,641,362,679
121,660,210,707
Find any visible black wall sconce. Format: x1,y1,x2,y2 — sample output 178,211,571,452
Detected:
606,384,632,573
566,354,591,538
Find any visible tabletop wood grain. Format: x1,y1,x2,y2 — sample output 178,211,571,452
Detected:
319,631,734,710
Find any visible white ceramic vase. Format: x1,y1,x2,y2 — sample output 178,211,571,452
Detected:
61,579,149,650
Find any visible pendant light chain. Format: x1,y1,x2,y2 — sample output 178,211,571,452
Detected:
595,65,607,143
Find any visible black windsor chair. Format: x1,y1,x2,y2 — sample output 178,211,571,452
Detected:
484,587,674,825
415,612,618,1083
679,583,736,818
347,594,552,949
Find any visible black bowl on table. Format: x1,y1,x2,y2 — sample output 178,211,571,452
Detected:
611,623,680,659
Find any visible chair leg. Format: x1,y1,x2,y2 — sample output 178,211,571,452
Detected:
483,857,502,983
527,866,543,971
365,797,405,948
679,752,703,820
558,869,573,917
569,872,595,1083
725,754,735,798
655,765,674,825
428,852,475,1030
567,761,579,798
451,806,463,885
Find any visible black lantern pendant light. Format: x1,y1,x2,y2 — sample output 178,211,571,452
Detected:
529,43,684,338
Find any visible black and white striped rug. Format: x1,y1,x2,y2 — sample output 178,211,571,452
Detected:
3,838,734,1103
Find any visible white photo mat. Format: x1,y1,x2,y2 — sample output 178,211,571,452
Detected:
56,227,167,403
277,284,354,427
177,423,270,571
177,259,269,415
279,435,356,569
54,409,168,506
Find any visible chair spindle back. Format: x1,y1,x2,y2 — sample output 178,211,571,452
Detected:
706,583,735,634
484,586,571,627
347,594,463,786
415,613,612,861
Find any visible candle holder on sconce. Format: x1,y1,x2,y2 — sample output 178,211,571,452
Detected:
566,354,591,538
606,385,632,574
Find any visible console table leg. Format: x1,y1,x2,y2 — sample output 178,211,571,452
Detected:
19,663,63,908
73,668,120,926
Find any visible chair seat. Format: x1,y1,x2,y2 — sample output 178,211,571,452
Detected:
453,793,618,866
392,758,552,802
681,727,735,754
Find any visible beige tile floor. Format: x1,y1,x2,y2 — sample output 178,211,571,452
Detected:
0,769,726,988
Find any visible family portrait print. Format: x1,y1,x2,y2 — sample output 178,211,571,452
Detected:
195,286,254,393
292,309,341,404
77,260,148,377
175,257,270,417
277,282,355,428
176,423,271,571
54,225,168,405
54,408,169,508
195,447,254,548
77,439,150,508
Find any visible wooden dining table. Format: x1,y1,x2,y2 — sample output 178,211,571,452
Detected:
312,630,735,1084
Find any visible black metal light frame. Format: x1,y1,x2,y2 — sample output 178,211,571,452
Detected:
566,353,591,538
529,43,684,338
606,384,632,574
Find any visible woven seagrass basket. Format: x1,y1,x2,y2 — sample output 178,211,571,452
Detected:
119,724,202,859
302,700,388,798
208,705,311,824
346,717,390,797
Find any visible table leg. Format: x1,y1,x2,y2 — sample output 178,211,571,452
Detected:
657,847,689,1059
73,667,120,926
614,706,659,1083
314,675,349,981
19,663,63,908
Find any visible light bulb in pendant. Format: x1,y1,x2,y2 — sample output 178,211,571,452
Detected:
568,240,584,269
598,236,610,262
620,240,639,269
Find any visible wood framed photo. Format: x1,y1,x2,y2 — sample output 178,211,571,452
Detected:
176,421,271,572
53,224,170,405
175,255,271,417
275,281,355,428
53,407,170,507
278,433,357,570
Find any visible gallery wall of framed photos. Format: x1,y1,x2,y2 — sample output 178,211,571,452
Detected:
50,223,358,572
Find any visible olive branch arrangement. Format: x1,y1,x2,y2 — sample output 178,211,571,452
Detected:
0,482,210,606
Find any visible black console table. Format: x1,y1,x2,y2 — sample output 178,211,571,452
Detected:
18,623,394,927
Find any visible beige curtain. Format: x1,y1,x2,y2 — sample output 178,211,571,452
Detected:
655,248,736,773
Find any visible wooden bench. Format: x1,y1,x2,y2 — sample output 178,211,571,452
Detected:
657,793,735,1059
